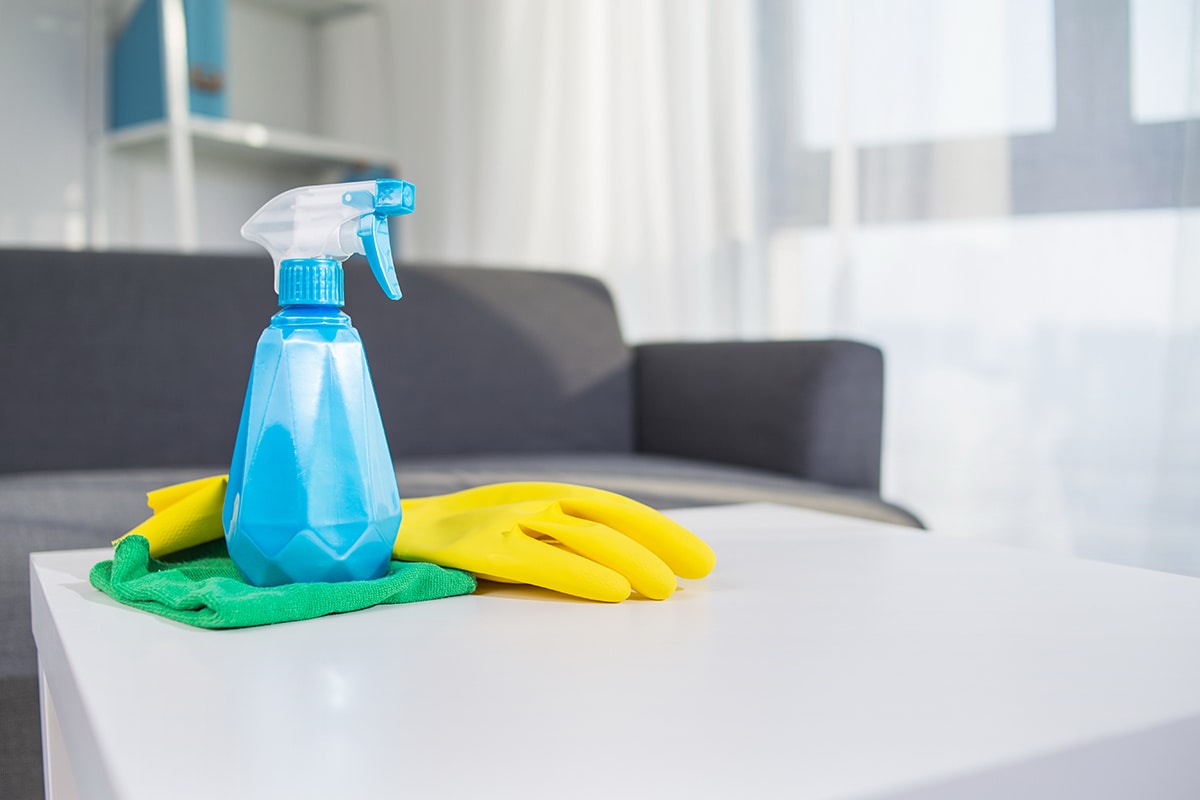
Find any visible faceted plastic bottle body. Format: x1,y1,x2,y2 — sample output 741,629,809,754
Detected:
223,305,401,586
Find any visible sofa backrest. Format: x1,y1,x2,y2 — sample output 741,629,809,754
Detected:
0,249,633,473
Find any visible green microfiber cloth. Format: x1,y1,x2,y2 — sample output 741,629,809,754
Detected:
90,535,476,629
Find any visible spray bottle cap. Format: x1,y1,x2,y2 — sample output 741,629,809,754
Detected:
241,179,415,304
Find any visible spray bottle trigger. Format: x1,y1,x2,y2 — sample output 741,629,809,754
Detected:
358,214,402,300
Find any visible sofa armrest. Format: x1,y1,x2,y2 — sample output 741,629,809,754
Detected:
633,340,885,493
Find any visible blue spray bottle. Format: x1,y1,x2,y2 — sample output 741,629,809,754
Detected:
224,179,415,586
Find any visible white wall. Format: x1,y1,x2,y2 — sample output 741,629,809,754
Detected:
0,0,89,248
0,0,387,253
101,0,367,251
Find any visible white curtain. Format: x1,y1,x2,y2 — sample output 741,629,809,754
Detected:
389,0,766,342
768,0,1200,573
388,0,1200,575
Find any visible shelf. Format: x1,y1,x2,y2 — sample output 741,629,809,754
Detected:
107,115,397,171
94,0,396,249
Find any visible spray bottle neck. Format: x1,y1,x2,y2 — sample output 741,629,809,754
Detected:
278,258,344,307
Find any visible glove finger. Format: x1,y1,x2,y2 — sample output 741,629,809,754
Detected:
115,476,228,557
147,474,227,514
506,525,638,599
394,523,633,603
559,496,716,580
522,516,678,600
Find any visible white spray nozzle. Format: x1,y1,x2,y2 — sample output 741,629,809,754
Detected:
241,179,415,299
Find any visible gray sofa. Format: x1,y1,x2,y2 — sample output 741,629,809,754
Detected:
0,248,919,797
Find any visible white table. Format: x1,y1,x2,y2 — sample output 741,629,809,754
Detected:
31,503,1200,799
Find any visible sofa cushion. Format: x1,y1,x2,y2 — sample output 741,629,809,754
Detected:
394,453,921,526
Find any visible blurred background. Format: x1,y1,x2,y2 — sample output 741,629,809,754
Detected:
2,0,1197,575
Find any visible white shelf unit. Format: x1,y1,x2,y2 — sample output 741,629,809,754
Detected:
92,0,398,250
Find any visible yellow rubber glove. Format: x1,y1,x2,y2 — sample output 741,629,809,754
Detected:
113,474,228,557
114,477,716,603
393,482,716,602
